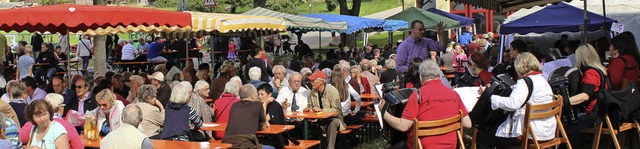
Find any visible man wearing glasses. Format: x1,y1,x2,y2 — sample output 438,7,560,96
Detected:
396,20,446,73
64,78,97,117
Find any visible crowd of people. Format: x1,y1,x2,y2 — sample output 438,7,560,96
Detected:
0,18,637,149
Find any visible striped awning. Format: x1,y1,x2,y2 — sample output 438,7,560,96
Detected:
84,25,189,36
190,11,286,33
448,0,572,13
242,7,347,32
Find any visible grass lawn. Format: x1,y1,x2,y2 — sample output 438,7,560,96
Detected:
1,31,142,46
296,0,401,16
357,31,405,47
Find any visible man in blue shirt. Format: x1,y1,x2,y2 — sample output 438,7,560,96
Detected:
147,37,167,62
458,26,473,45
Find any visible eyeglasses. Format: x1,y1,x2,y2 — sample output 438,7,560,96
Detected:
74,85,84,89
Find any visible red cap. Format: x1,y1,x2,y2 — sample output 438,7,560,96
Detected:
308,70,327,81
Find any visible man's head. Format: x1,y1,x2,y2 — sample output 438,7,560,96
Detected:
308,71,327,91
111,74,125,90
410,20,425,41
122,105,143,127
509,40,527,60
239,84,258,101
288,72,303,92
148,72,165,87
565,40,581,55
253,48,266,58
360,59,371,72
51,76,64,94
18,41,27,50
472,35,479,42
75,78,89,97
21,76,38,97
117,39,126,46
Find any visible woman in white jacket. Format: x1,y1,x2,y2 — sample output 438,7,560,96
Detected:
477,52,556,148
85,89,125,137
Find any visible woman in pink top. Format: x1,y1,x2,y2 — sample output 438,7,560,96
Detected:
212,81,241,139
452,43,467,86
227,39,237,61
19,94,84,149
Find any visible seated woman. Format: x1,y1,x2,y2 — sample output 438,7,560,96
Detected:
566,44,609,140
160,82,202,141
20,94,84,149
607,34,640,91
84,89,125,137
477,52,556,148
134,85,165,138
213,80,241,139
469,53,493,86
332,66,363,125
25,100,70,149
257,84,287,149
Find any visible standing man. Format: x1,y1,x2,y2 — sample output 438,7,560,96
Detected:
30,32,43,58
306,71,345,149
396,20,446,73
458,26,473,45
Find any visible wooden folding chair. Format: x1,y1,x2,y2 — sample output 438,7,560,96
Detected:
413,110,465,149
521,95,572,149
580,115,640,149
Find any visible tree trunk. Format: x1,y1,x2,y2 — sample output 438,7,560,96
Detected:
337,0,362,49
253,0,266,8
230,6,237,13
94,0,107,76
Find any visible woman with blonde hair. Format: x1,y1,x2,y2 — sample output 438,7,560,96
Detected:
567,44,609,131
85,89,125,137
477,52,555,148
17,45,35,80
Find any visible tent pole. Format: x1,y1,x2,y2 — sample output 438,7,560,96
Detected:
602,0,607,37
66,29,71,86
582,0,588,43
498,35,504,64
319,32,322,50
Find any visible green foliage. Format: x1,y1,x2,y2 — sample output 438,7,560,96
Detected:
154,0,178,8
264,0,300,14
325,0,337,11
38,0,70,5
217,0,251,13
185,0,214,12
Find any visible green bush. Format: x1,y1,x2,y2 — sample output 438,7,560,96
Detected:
325,0,337,11
265,0,300,14
154,0,178,8
38,0,70,5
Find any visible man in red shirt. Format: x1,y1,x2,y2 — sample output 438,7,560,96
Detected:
381,60,472,148
467,35,481,56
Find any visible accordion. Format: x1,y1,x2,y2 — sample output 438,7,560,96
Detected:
469,74,516,129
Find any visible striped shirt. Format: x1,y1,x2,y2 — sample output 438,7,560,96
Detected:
121,43,138,60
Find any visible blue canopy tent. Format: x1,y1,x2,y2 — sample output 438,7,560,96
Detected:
426,8,474,27
302,14,407,34
500,2,616,35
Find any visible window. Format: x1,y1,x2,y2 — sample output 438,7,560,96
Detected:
472,12,487,34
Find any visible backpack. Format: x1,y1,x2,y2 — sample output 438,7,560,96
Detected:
548,66,583,125
470,74,533,130
617,57,640,90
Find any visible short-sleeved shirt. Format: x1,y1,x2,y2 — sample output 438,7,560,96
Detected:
29,121,68,149
17,55,34,80
121,44,138,60
401,79,468,149
453,53,467,73
224,100,266,136
5,117,21,148
147,42,163,59
581,68,607,114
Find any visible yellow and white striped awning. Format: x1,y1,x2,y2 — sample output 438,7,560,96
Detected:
189,11,286,33
83,12,286,37
84,25,190,36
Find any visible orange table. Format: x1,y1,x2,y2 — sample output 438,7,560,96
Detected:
82,135,232,148
351,101,374,108
152,139,232,149
201,122,295,135
285,111,338,139
60,60,81,63
360,94,380,101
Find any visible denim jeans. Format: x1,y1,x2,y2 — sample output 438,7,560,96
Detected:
81,56,90,70
263,145,276,149
148,56,167,62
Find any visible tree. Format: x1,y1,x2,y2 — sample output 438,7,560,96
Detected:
337,0,362,48
186,0,214,12
38,0,70,5
218,0,251,13
253,0,266,8
94,0,108,77
264,0,300,14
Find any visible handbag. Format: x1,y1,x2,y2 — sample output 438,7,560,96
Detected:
588,67,640,130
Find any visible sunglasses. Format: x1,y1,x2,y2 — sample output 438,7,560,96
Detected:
74,85,85,89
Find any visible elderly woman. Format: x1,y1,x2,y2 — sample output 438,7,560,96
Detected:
380,59,399,84
0,113,14,148
160,82,203,141
25,100,70,149
213,81,241,140
127,75,145,103
190,81,214,139
477,52,555,148
134,85,165,138
1,80,19,103
348,65,371,95
9,83,28,126
19,93,84,149
270,65,289,91
85,89,125,137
